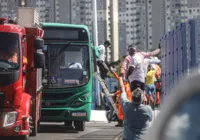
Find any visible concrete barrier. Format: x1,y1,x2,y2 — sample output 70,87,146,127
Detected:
90,109,160,122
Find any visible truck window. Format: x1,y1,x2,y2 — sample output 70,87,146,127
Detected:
0,32,19,69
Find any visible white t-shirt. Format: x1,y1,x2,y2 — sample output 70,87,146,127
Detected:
97,44,106,61
69,63,82,69
143,58,161,75
128,53,145,83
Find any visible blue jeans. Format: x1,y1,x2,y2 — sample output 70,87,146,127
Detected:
145,84,156,103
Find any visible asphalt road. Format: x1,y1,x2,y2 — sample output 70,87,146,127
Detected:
0,110,159,140
30,122,122,140
30,109,159,140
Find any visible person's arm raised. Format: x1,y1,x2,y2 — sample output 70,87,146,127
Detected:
119,76,129,111
119,77,125,93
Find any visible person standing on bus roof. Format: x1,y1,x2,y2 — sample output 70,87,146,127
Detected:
96,40,111,80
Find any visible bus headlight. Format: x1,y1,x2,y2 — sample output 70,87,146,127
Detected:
3,111,18,127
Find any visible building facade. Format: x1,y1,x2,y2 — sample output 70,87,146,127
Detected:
1,0,199,57
118,0,200,55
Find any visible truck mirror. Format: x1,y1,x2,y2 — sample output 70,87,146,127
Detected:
34,38,44,50
34,52,45,69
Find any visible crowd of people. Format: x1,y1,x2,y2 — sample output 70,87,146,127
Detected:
96,41,161,140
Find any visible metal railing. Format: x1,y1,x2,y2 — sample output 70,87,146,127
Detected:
160,18,200,101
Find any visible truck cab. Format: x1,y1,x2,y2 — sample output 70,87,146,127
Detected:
0,8,45,140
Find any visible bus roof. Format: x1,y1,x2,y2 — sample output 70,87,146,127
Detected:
40,22,90,42
40,22,89,32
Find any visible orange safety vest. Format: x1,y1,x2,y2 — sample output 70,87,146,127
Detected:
155,64,161,89
114,82,132,120
155,64,161,105
155,64,161,80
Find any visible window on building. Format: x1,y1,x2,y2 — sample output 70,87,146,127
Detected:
167,5,170,9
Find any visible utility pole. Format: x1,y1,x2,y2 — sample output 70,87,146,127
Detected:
54,0,57,22
110,0,119,62
92,0,101,108
145,0,149,51
92,0,99,47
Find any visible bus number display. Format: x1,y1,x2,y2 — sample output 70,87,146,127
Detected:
43,27,88,41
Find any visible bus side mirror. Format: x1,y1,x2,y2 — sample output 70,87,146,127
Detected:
34,38,44,49
34,52,45,69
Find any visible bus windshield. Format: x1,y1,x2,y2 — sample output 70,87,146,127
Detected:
43,44,89,88
0,32,19,69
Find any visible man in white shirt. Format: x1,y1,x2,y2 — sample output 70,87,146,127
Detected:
97,40,111,80
126,44,161,92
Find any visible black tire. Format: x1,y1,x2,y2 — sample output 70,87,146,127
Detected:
30,120,38,137
16,135,29,140
74,121,85,131
37,120,41,133
106,111,112,123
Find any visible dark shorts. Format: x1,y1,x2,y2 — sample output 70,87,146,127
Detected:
97,61,109,79
130,80,145,92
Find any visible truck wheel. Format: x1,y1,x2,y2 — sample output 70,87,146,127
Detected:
37,120,41,133
74,121,85,131
16,135,29,140
30,120,39,136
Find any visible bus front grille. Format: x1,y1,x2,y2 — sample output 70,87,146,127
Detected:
41,110,63,116
42,93,74,100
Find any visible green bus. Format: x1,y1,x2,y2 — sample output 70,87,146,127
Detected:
40,23,94,131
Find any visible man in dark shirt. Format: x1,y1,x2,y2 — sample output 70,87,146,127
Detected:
119,77,153,140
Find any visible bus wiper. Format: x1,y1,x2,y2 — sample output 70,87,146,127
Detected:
51,42,70,61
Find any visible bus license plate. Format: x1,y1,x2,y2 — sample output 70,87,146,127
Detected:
72,112,86,117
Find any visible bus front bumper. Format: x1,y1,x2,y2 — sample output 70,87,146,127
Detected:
40,103,91,122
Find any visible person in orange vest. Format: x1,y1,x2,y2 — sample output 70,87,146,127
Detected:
110,81,132,127
154,64,161,106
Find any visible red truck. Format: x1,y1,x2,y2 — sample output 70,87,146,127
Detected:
0,12,45,140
